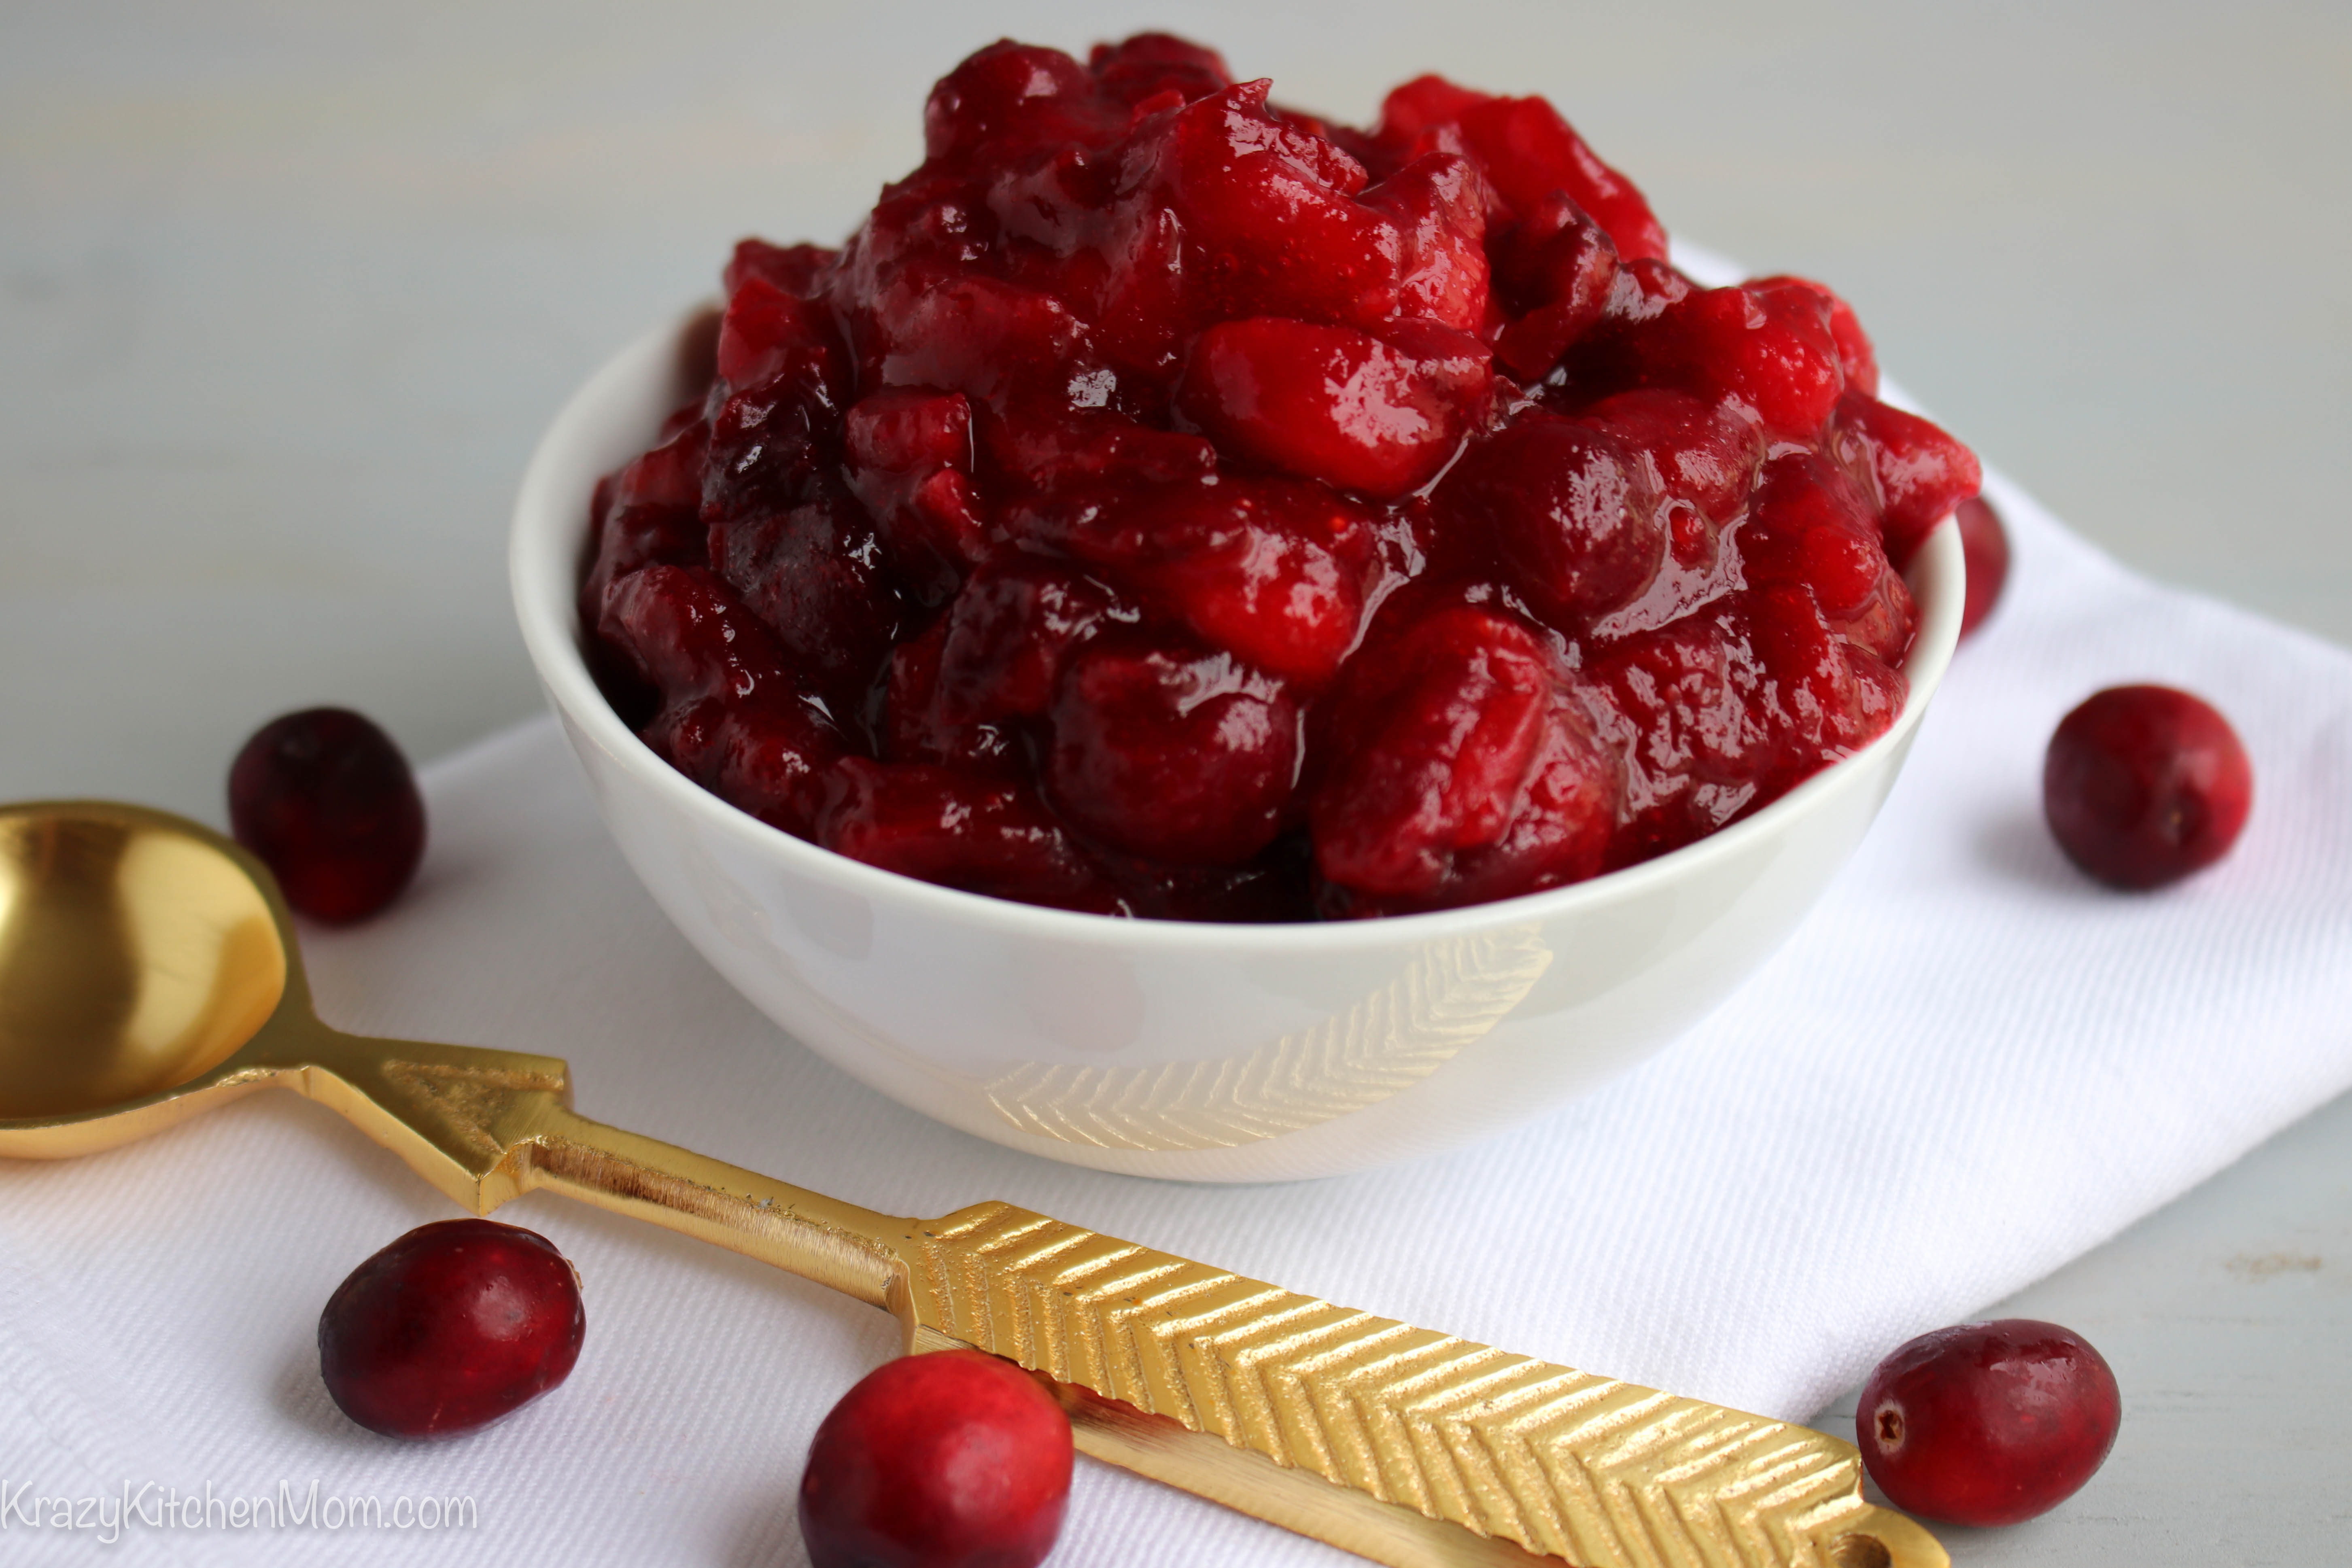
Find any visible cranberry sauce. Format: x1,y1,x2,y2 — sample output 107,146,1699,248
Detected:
582,34,1980,919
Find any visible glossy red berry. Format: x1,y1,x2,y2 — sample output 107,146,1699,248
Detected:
1174,316,1490,499
228,707,426,922
2044,685,2252,889
1857,1318,2121,1527
798,1349,1073,1568
1832,390,1982,562
317,1219,585,1440
1955,494,2011,637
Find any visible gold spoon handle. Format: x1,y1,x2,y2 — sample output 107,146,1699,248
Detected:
284,1025,911,1308
292,1027,1941,1568
522,1109,915,1309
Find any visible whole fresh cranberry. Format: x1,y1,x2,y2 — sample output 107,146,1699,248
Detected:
798,1349,1073,1568
317,1218,585,1440
2043,685,2252,889
1857,1319,2121,1527
1955,494,2010,636
228,707,426,922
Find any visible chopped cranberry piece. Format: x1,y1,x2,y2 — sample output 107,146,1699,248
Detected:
984,144,1121,261
1046,634,1301,864
1438,414,1666,625
1597,255,1694,326
580,417,709,630
819,758,1116,911
1832,389,1983,563
876,278,1102,418
317,1219,584,1441
848,386,974,475
1858,1319,2121,1527
1491,192,1619,378
1359,152,1492,335
879,619,1024,774
1312,603,1568,896
1035,475,1376,689
1366,74,1492,153
1581,388,1765,527
651,690,853,839
1101,81,1398,355
1089,32,1232,108
1643,282,1848,440
923,40,1104,165
2043,685,2252,889
1745,274,1878,397
1459,95,1670,262
1492,192,1613,317
1584,605,1781,861
982,408,1216,496
717,274,844,391
1176,316,1490,499
702,354,847,526
601,565,845,835
708,489,902,715
725,238,838,299
1367,79,1670,264
1741,451,1893,618
1748,581,1908,760
798,1349,1073,1568
935,553,1129,722
582,33,1964,917
1956,493,2012,636
1323,685,1619,917
843,386,985,601
1826,567,1920,671
229,707,427,924
601,564,791,711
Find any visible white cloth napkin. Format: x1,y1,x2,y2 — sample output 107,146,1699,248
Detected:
6,473,2352,1566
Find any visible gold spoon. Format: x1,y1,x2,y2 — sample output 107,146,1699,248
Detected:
0,798,1940,1568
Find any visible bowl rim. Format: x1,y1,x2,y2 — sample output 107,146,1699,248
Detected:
511,311,1965,954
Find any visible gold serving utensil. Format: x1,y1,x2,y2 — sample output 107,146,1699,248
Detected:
0,799,1940,1568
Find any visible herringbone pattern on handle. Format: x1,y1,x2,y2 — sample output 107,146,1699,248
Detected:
904,1201,1921,1568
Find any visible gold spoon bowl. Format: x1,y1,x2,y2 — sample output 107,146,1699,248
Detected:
0,801,286,1128
0,798,1942,1568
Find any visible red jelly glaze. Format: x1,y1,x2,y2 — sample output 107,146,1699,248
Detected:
798,1349,1074,1568
1857,1318,2122,1527
228,708,426,923
580,33,1981,920
2043,685,2252,889
317,1219,585,1440
1955,494,2011,636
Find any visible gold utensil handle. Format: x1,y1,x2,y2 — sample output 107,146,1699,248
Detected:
896,1201,1942,1568
300,1031,1941,1568
288,1028,909,1309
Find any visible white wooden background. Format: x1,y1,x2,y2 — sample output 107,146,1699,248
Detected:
3,2,2347,1562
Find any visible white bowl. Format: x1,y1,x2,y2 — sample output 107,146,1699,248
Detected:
511,311,1963,1182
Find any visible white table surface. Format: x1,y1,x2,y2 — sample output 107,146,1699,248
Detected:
4,2,2347,1562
